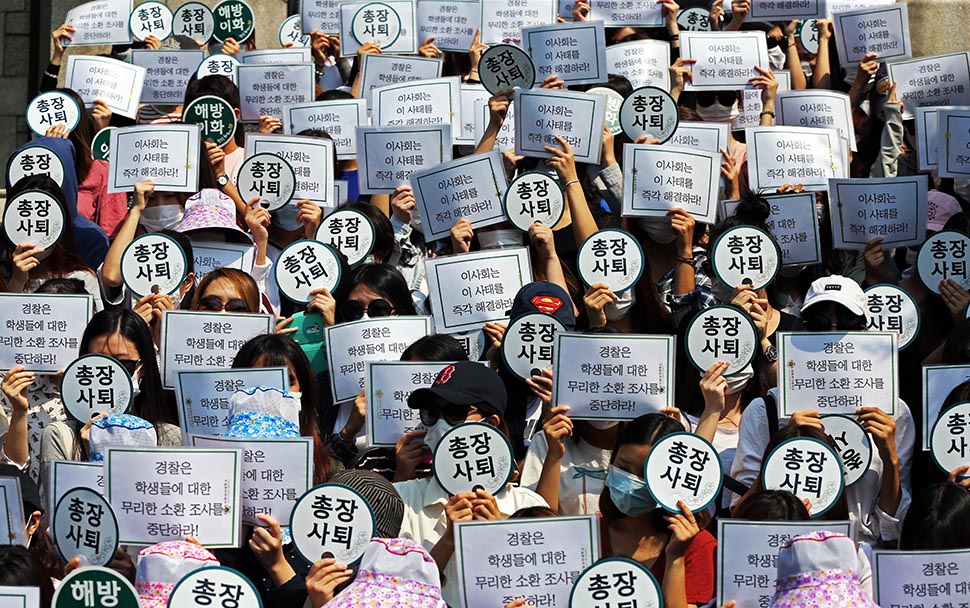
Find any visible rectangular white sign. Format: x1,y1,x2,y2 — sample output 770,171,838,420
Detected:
514,88,605,164
240,48,313,64
0,293,93,373
188,435,313,527
129,49,204,106
522,21,608,86
108,124,202,193
605,40,671,90
474,96,515,152
589,0,662,26
301,0,340,34
237,64,315,122
159,310,273,389
834,3,911,64
777,90,857,151
734,69,791,131
872,549,970,606
667,121,729,153
750,0,824,20
722,193,823,267
938,108,970,178
105,447,242,547
372,77,462,140
480,0,557,45
681,31,769,90
746,126,848,191
417,0,480,52
621,143,720,224
283,99,368,160
192,241,256,280
0,477,25,546
922,364,970,450
357,124,452,194
778,331,898,416
366,361,443,447
64,0,132,46
455,516,600,608
175,367,288,438
48,460,104,512
425,248,532,333
246,133,336,206
410,151,509,241
359,54,443,106
461,84,491,144
0,586,39,608
552,333,676,419
325,317,433,403
65,55,146,119
888,52,970,119
828,175,928,250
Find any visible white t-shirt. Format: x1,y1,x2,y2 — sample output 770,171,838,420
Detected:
520,430,610,516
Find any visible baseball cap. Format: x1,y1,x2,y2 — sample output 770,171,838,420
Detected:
927,190,962,233
0,465,41,514
801,275,866,317
406,361,508,417
508,282,576,330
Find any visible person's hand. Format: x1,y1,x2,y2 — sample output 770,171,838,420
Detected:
469,29,487,71
940,279,970,321
730,0,750,21
309,31,332,64
245,197,271,247
665,499,700,558
505,599,536,608
444,492,476,526
573,0,591,21
719,147,740,198
787,409,822,430
132,180,154,213
221,37,241,56
487,93,511,126
816,18,833,40
601,124,617,166
526,368,554,409
544,135,579,183
855,52,878,84
668,208,695,257
275,315,297,335
248,514,290,575
143,34,161,50
393,430,427,482
133,292,155,326
205,140,227,177
79,413,105,447
584,283,617,328
542,405,573,460
1,367,34,415
471,488,501,520
776,183,805,194
450,218,474,253
669,57,696,100
749,65,778,109
258,115,283,134
856,407,897,461
659,0,680,32
91,100,112,131
748,297,770,341
418,36,441,58
529,222,555,260
699,361,729,415
150,294,175,333
539,74,566,90
296,200,323,239
390,185,417,223
11,244,43,282
307,288,336,326
51,24,75,63
45,124,70,139
357,40,382,59
306,557,353,608
947,465,970,488
862,236,885,285
483,321,507,351
709,0,725,27
887,82,903,113
661,406,683,424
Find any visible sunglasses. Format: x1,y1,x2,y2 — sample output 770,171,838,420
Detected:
340,298,395,321
696,91,739,107
198,295,250,313
115,358,141,375
766,36,784,49
419,404,479,426
802,311,865,332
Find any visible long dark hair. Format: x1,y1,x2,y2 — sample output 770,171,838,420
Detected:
337,264,417,323
232,334,334,483
58,88,95,182
899,483,970,550
80,308,176,426
0,545,56,605
734,489,811,521
6,175,93,282
402,334,468,362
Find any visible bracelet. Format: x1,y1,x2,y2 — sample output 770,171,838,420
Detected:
760,110,776,117
670,34,679,40
563,179,580,188
676,255,695,265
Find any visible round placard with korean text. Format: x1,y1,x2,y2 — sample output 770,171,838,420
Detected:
290,483,376,566
351,2,402,49
576,229,645,293
479,44,537,95
684,305,758,376
432,422,515,496
569,558,662,608
820,414,872,487
500,312,566,381
236,153,296,211
129,1,174,42
26,91,81,137
174,2,215,44
315,208,376,267
212,0,255,42
644,432,722,513
53,488,119,567
168,567,263,608
60,354,134,423
503,171,565,232
54,567,140,608
619,86,679,143
917,230,970,294
762,437,844,517
7,145,65,187
710,225,781,290
863,284,920,350
120,232,189,298
274,240,342,304
2,190,65,251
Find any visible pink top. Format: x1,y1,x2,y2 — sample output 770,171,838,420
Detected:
77,160,129,239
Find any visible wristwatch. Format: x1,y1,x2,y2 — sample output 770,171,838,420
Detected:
216,174,229,187
764,344,778,364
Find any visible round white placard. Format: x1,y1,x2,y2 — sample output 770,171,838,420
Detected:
290,483,376,565
917,230,970,294
478,44,537,95
237,153,296,211
503,171,565,232
643,432,722,513
129,1,174,42
26,91,80,137
762,436,844,517
931,401,970,476
60,354,134,423
168,567,263,608
7,145,65,188
173,2,216,44
432,422,515,496
500,312,566,381
710,225,781,290
2,190,65,251
53,488,119,567
351,2,402,48
120,232,189,298
274,240,342,303
576,229,645,293
863,283,920,350
619,86,679,143
315,208,376,267
569,558,662,608
684,305,759,376
821,414,872,487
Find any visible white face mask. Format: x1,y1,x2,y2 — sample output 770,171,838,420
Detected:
904,247,918,268
131,364,143,399
140,205,184,232
725,365,754,394
478,228,523,250
955,179,970,203
768,46,786,71
801,60,814,80
638,218,677,244
422,419,453,452
587,419,618,430
288,390,303,400
695,101,740,123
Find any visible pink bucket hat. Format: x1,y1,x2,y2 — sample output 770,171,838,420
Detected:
327,538,447,608
769,531,876,608
174,188,252,242
135,541,220,608
927,190,962,232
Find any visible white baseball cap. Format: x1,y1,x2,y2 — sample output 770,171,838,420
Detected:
802,275,866,316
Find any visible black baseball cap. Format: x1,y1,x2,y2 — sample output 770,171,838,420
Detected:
0,465,41,514
407,361,508,417
508,281,577,330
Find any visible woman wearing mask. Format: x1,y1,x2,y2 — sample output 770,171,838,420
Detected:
600,414,716,608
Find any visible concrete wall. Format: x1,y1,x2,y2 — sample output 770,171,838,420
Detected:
0,0,38,177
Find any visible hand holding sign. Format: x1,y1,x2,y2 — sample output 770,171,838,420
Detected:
53,488,119,567
275,240,342,304
60,355,133,423
2,190,66,252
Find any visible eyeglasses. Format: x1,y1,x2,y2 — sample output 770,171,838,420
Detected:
115,358,141,375
419,404,479,426
198,295,250,313
340,298,395,321
696,91,739,107
802,311,866,332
